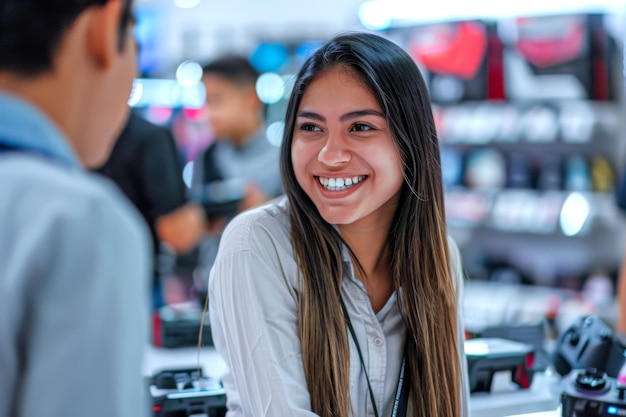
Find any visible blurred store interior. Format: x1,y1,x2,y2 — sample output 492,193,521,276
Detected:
131,1,626,413
133,0,626,328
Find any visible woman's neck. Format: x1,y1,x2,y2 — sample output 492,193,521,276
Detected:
339,223,394,313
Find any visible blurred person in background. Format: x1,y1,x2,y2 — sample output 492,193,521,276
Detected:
0,1,151,417
194,55,283,202
192,55,284,276
97,110,208,308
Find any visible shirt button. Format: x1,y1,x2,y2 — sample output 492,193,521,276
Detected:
373,337,384,347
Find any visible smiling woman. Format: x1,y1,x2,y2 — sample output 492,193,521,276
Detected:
292,66,404,229
208,31,470,417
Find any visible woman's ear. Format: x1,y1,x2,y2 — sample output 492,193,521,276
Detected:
85,0,124,70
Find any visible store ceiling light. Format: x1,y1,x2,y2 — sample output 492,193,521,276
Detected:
174,0,201,9
176,60,203,87
266,121,285,147
359,1,393,30
358,0,626,28
256,73,286,105
559,192,591,237
128,78,205,108
249,42,289,73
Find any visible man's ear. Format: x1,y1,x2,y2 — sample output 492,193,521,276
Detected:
245,87,262,110
85,0,124,69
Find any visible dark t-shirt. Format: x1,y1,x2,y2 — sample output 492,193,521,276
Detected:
97,112,187,259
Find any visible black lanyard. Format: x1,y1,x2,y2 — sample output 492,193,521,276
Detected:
340,298,409,417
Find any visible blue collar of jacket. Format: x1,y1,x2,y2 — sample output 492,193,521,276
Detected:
0,93,81,169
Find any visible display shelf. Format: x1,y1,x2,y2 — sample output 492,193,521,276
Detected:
434,101,621,148
379,5,625,306
445,188,619,236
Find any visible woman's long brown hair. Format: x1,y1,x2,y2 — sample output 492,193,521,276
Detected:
280,32,462,416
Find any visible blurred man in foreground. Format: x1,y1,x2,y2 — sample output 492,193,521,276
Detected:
0,1,151,416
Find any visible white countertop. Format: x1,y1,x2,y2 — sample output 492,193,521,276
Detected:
143,344,563,417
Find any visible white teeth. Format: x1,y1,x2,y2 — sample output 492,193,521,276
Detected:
318,176,365,191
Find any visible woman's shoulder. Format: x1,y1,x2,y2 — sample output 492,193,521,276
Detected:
447,236,461,265
447,235,465,293
218,196,291,257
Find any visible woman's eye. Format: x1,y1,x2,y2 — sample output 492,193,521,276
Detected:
299,123,321,132
352,123,373,132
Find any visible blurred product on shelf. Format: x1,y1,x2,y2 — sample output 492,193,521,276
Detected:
564,155,592,191
152,302,212,349
465,338,536,393
560,368,626,417
434,101,614,146
553,314,625,378
386,13,619,105
403,20,490,103
463,280,617,337
502,14,618,102
591,155,615,193
464,148,507,189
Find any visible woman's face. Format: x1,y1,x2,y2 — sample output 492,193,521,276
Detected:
291,67,404,230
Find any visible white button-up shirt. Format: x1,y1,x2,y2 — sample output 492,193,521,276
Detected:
209,197,470,417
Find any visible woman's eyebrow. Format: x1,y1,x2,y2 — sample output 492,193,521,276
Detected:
296,109,385,122
296,111,325,122
339,109,385,122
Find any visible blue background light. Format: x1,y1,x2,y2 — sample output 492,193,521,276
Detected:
249,42,290,73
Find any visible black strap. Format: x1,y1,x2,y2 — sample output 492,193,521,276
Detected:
340,298,381,417
339,298,409,417
392,353,409,417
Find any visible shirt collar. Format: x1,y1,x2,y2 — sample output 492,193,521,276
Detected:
223,127,268,153
246,127,268,149
0,93,80,169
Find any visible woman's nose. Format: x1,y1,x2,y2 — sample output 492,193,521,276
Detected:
317,133,351,167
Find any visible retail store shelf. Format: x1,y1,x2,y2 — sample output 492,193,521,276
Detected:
446,187,620,236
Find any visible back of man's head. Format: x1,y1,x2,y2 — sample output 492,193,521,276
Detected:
0,0,134,76
0,0,137,168
202,55,259,89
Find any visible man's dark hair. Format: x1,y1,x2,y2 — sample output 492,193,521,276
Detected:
202,55,259,88
0,0,133,75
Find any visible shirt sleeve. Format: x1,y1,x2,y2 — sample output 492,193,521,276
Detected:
19,191,152,417
449,237,472,417
209,216,319,417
